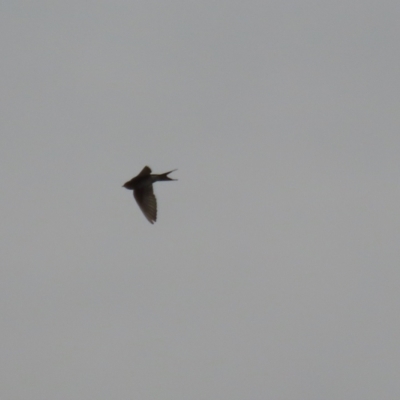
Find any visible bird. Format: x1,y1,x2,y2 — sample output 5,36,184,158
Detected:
123,166,177,224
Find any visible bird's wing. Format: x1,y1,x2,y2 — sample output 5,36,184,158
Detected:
137,166,152,177
133,185,157,224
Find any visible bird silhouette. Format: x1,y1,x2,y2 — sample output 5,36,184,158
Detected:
123,166,177,224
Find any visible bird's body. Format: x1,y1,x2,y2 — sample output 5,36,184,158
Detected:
123,166,177,224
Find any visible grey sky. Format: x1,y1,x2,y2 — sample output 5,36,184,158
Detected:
1,1,400,399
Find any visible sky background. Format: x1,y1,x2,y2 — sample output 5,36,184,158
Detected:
1,1,400,399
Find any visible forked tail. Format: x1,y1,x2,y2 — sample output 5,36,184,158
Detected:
157,169,177,181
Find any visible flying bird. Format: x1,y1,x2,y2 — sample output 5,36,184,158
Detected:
123,166,177,224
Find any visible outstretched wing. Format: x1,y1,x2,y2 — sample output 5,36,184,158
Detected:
137,166,152,177
133,185,157,224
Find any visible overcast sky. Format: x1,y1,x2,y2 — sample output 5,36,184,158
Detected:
1,1,400,399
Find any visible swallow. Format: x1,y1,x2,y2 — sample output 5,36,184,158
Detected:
123,166,177,224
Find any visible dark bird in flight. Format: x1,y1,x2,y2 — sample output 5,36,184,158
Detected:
123,166,177,224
